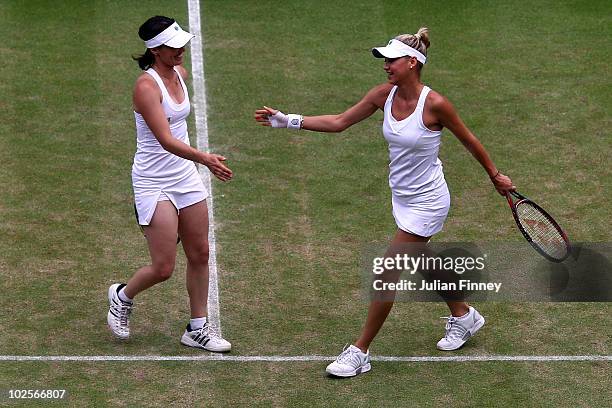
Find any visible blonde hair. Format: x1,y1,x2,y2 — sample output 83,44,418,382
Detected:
395,27,430,59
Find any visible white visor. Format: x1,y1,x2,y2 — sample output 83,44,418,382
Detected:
372,39,427,64
144,22,194,49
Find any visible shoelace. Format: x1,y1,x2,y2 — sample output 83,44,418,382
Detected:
113,301,134,326
336,345,362,365
440,316,464,339
195,323,221,339
120,305,134,326
119,303,134,326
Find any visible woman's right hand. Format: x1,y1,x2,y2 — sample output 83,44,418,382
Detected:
491,172,515,196
201,153,233,182
254,106,288,128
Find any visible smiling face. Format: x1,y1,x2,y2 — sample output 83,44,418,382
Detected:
383,56,417,84
153,45,186,67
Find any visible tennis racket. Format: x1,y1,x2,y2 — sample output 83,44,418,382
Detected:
506,190,571,262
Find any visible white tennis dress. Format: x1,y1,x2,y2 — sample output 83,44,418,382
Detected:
383,85,450,237
132,67,208,225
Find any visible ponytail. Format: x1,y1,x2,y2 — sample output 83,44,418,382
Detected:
414,27,430,50
395,27,430,57
132,49,155,70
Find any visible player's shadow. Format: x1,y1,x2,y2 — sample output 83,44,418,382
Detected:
542,243,612,301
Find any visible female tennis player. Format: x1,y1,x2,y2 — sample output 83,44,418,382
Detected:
107,16,232,352
255,28,515,376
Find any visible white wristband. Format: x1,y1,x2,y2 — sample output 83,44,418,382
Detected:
287,114,303,130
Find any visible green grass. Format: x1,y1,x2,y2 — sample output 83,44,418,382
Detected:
0,0,610,406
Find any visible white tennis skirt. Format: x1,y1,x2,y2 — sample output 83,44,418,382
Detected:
391,183,450,237
132,166,208,226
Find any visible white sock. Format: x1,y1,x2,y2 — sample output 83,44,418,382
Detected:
118,287,133,303
190,317,207,330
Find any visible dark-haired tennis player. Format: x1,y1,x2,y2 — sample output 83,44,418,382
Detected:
255,27,515,377
107,16,232,352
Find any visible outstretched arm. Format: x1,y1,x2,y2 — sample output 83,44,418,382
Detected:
254,84,390,133
431,94,514,195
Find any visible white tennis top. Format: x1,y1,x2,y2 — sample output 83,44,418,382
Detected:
132,67,194,180
383,85,446,202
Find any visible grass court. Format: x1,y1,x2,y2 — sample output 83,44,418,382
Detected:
0,0,610,406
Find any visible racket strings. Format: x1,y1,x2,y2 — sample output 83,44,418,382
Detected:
516,203,567,259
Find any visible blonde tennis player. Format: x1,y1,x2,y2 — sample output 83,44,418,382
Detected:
255,27,514,377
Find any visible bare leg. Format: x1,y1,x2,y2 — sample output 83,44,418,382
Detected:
446,301,470,317
177,200,210,319
354,229,429,352
353,228,471,352
123,201,179,299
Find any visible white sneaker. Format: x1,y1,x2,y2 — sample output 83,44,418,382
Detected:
326,345,371,377
180,323,231,352
437,306,485,351
107,283,133,340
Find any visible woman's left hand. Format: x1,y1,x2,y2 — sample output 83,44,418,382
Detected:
491,172,515,195
201,153,233,182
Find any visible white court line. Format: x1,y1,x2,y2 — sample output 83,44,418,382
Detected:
188,0,221,334
0,355,610,362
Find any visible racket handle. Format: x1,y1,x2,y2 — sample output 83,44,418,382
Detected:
505,191,514,208
509,190,526,200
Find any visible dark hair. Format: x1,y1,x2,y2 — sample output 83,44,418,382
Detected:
132,16,175,70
